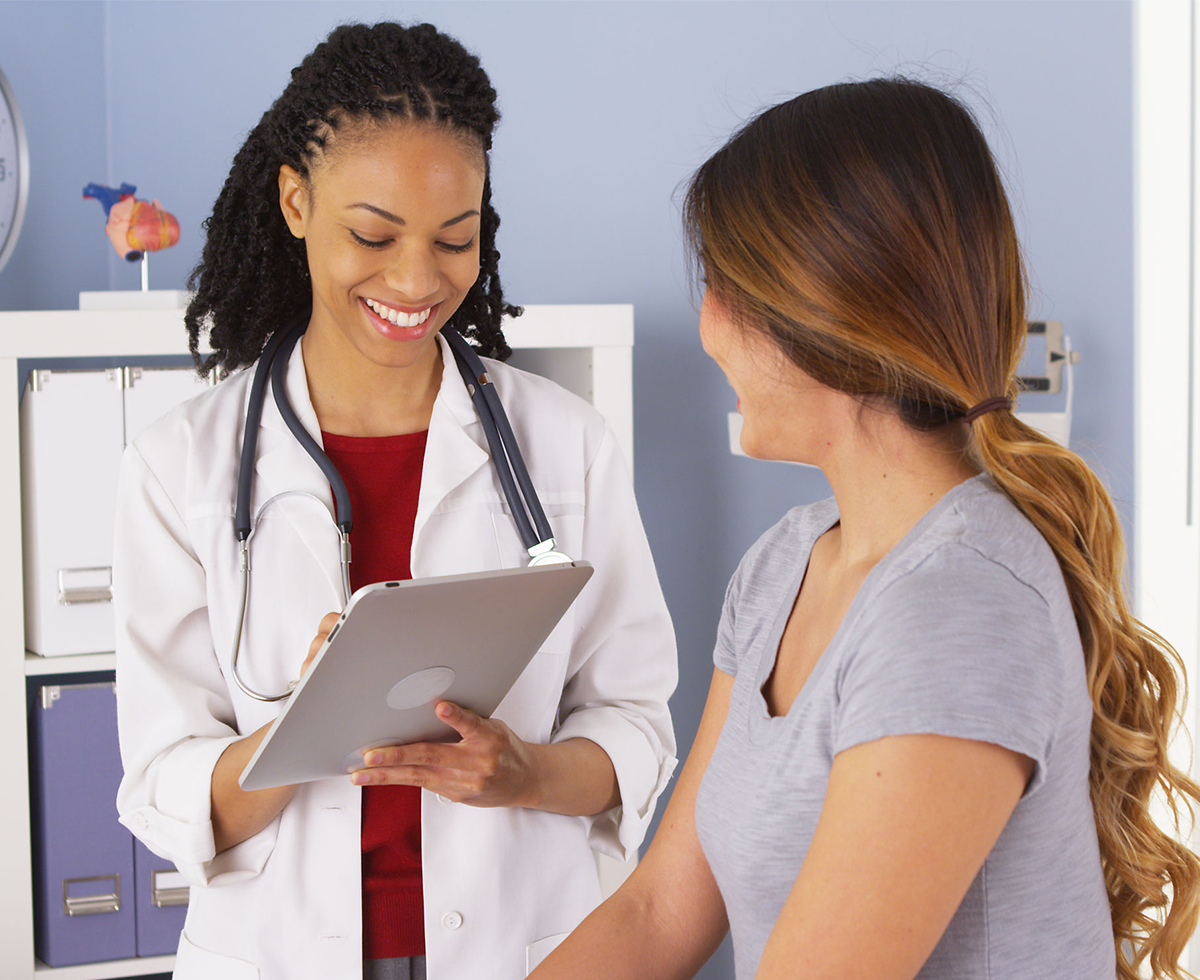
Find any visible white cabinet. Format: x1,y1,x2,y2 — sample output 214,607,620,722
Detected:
20,365,213,657
20,369,126,656
0,304,634,980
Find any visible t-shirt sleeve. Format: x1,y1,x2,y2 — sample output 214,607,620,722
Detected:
833,543,1065,797
713,568,742,676
711,512,800,677
713,501,837,679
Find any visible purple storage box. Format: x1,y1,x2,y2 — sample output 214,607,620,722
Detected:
30,681,137,966
133,837,188,955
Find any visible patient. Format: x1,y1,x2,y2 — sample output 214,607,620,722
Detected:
529,77,1200,980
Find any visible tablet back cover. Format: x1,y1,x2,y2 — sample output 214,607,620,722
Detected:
239,561,592,791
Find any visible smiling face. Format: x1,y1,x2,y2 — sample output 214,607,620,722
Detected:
278,119,486,382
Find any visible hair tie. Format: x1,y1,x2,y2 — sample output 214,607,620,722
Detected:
962,396,1012,424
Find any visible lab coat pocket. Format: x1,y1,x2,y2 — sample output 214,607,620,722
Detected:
490,510,584,569
491,510,530,568
173,930,260,980
526,932,570,974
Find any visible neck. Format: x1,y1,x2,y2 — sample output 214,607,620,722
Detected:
299,328,442,437
818,414,979,570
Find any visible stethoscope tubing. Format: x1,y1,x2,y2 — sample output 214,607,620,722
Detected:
229,318,566,702
441,327,554,551
269,322,353,534
235,319,297,540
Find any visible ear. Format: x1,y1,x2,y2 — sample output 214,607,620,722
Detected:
278,165,310,239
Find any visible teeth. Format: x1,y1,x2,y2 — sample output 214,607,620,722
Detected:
365,298,433,327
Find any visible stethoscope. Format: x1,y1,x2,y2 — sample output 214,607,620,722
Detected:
230,317,571,702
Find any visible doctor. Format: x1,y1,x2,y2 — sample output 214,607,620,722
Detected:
113,22,677,980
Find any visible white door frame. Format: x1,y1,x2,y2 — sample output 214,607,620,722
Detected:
1134,0,1199,967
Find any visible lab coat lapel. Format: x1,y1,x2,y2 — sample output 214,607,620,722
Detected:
244,331,490,588
248,337,344,604
413,332,490,562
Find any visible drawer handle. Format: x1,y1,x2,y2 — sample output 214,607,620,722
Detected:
62,874,120,916
57,566,113,604
152,869,190,908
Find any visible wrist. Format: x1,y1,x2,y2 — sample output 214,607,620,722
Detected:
520,741,549,811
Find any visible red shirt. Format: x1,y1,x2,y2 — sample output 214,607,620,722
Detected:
321,429,428,959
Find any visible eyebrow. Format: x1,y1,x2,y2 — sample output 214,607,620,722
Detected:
348,204,480,228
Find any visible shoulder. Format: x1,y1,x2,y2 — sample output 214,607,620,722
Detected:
482,355,611,463
834,479,1079,762
855,478,1070,657
715,499,839,673
870,477,1070,630
733,499,839,594
485,356,604,425
134,365,250,450
122,364,251,493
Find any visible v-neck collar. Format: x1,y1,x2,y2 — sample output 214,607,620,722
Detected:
747,475,988,741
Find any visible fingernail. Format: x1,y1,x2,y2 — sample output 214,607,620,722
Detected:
365,752,380,766
437,702,452,718
351,772,366,785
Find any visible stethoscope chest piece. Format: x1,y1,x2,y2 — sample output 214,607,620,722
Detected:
527,540,573,566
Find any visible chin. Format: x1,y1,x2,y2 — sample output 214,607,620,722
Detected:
739,438,775,461
741,432,815,467
739,422,774,459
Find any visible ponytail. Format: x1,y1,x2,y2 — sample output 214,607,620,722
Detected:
973,411,1200,980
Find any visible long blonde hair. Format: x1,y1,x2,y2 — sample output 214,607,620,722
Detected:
684,77,1200,978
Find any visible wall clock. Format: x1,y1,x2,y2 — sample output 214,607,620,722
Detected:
0,65,28,275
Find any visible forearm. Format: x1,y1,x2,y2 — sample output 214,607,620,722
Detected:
532,668,734,980
530,861,727,980
210,722,299,853
526,736,619,816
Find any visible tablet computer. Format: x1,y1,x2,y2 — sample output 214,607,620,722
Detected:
238,560,593,791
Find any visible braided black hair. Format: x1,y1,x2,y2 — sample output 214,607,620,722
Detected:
186,22,519,373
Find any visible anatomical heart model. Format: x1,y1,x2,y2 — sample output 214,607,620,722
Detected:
83,182,180,262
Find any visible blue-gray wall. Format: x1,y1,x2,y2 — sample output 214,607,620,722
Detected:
0,4,1133,977
0,2,108,308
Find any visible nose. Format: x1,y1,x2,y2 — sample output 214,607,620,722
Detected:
384,243,440,302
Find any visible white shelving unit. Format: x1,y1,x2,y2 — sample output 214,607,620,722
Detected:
0,304,634,980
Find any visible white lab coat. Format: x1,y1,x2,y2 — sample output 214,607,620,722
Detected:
114,332,677,980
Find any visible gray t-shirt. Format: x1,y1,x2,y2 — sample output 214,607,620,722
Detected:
695,476,1115,979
